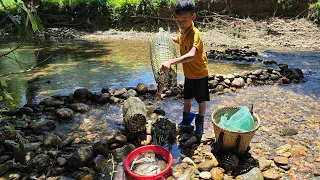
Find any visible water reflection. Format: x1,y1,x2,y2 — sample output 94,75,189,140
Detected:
1,39,318,107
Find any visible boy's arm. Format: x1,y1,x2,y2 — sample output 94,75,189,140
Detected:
172,36,179,44
161,47,196,71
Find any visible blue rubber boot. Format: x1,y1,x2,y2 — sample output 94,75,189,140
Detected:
194,114,204,135
179,112,196,126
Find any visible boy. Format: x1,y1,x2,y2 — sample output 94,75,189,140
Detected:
161,0,209,135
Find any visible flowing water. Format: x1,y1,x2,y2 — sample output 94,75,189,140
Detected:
1,38,319,179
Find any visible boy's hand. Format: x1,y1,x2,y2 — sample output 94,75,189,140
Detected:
160,61,172,72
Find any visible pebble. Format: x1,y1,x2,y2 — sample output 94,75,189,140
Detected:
235,167,264,180
57,157,67,166
262,169,281,180
182,157,195,165
199,171,211,179
210,167,223,180
275,144,291,155
274,156,289,165
258,157,272,171
197,160,216,171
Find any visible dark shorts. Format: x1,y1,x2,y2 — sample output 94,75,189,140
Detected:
184,76,210,103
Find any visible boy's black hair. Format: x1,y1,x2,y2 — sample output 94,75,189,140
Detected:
175,0,195,15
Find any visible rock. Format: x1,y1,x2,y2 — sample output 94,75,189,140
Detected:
153,108,165,116
89,154,107,173
287,68,303,80
93,92,110,104
19,107,34,115
172,87,182,96
226,74,235,80
234,73,240,78
215,74,225,80
208,80,218,88
44,133,62,147
0,160,14,176
240,71,250,77
182,136,198,149
275,144,291,154
55,157,67,167
48,176,75,180
313,169,320,176
248,75,257,79
235,167,264,180
42,120,56,131
67,147,94,168
136,83,148,94
198,160,216,172
114,134,127,144
0,155,10,164
310,177,320,180
262,169,281,180
44,107,56,112
210,167,223,180
122,89,137,99
224,79,231,85
270,74,280,80
215,85,225,92
223,88,232,93
74,88,92,102
47,150,61,159
258,157,272,171
199,171,211,179
281,77,291,84
148,84,157,94
110,96,122,103
59,137,75,148
114,88,127,97
24,142,41,151
231,78,245,88
101,86,109,93
246,78,253,84
279,165,290,171
4,140,19,152
28,154,50,173
56,108,74,120
255,80,265,85
41,98,64,107
281,127,298,136
182,157,195,165
259,75,269,80
68,103,90,113
252,69,263,76
274,157,289,165
92,140,109,157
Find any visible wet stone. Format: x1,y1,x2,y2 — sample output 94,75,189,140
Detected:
0,160,14,176
89,154,107,173
56,108,73,121
59,137,75,148
44,133,62,147
28,154,50,173
19,107,34,115
68,103,90,113
57,157,67,166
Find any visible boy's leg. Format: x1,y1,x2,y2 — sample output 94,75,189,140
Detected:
184,99,192,113
179,78,195,126
198,101,206,116
194,76,210,135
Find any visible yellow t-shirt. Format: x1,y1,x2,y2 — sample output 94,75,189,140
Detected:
178,23,208,79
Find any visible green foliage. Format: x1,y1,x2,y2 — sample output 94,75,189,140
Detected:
308,0,320,24
0,78,16,108
7,122,25,152
0,0,43,41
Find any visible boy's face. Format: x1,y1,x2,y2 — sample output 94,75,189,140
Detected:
175,12,196,31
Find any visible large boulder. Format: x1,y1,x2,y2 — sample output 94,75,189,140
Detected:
287,68,304,81
74,88,92,102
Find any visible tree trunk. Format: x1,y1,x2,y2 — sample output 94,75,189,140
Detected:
122,97,147,132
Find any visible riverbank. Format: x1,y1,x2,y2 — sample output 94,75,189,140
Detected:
81,18,320,52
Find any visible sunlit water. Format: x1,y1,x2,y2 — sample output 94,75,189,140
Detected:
1,38,319,179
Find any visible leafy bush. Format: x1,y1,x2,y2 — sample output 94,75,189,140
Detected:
308,0,320,24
